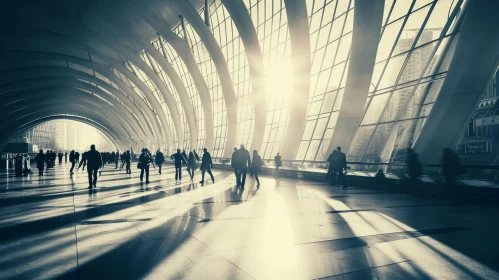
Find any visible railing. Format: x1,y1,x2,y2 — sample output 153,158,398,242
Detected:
209,157,499,182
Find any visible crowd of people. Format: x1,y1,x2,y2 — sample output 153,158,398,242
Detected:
31,142,467,191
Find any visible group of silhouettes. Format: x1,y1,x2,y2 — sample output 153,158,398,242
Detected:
33,150,60,175
33,142,467,190
405,147,465,187
325,147,348,188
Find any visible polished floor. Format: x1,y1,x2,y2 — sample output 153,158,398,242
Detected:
1,163,499,279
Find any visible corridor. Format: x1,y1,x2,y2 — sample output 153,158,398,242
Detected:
0,163,499,279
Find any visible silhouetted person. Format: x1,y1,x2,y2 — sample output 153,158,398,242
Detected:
34,149,45,176
139,148,153,183
110,151,116,168
405,148,422,187
115,150,119,169
250,150,262,187
58,152,63,164
171,149,187,180
187,151,197,180
78,151,88,171
86,144,103,188
155,149,165,174
193,150,200,161
325,150,337,184
440,148,463,188
234,144,251,188
181,150,188,166
231,147,239,184
200,148,214,184
69,150,76,174
75,152,80,164
64,151,68,163
274,152,282,179
124,150,131,174
332,147,347,188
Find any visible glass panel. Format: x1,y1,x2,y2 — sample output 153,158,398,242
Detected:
362,94,390,125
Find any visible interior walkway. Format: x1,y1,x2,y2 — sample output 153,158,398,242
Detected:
1,163,499,279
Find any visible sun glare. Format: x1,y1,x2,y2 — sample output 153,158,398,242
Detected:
266,60,294,100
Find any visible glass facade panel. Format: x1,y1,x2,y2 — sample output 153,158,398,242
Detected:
348,0,465,162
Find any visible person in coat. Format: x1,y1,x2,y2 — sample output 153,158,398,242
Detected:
34,149,46,176
86,144,103,188
69,150,76,174
155,149,165,174
250,150,263,187
171,149,187,180
440,148,463,187
181,150,188,166
139,148,153,183
325,150,337,184
332,147,347,188
234,144,251,188
405,148,422,187
231,147,239,184
274,152,282,179
187,151,197,180
200,148,215,184
124,150,132,174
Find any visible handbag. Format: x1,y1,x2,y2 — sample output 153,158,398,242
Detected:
137,161,143,169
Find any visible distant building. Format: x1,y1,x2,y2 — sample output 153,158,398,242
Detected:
24,122,56,150
456,70,499,164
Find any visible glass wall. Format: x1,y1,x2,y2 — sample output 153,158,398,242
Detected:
296,0,354,161
112,0,468,162
242,0,293,160
152,37,206,152
348,0,464,164
173,19,228,158
205,1,255,149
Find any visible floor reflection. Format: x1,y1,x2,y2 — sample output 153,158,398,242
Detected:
0,164,498,279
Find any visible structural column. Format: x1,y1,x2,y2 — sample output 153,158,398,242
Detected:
326,0,385,157
221,0,267,152
280,0,312,160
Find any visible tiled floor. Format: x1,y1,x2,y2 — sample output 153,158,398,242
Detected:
1,163,499,279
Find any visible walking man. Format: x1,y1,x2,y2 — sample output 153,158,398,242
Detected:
86,145,103,189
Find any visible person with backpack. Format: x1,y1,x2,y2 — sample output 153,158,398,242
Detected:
155,149,165,174
138,148,154,183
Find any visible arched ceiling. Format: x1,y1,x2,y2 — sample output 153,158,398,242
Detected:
0,0,205,152
2,0,497,166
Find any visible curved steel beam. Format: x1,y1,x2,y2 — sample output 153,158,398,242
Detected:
14,116,124,151
83,16,185,149
279,0,312,160
3,113,127,151
134,6,215,151
0,46,159,142
0,29,171,150
327,0,385,157
2,108,131,151
143,42,198,149
167,0,238,157
155,27,214,151
221,0,267,152
0,72,151,138
1,98,137,145
1,108,130,151
0,70,148,140
0,87,143,142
